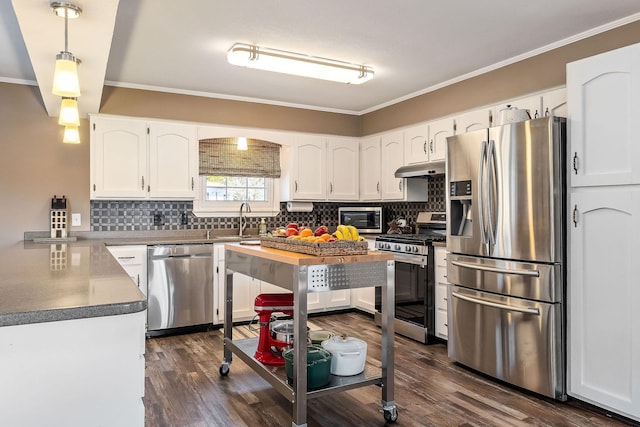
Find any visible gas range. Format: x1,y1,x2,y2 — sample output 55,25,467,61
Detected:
375,212,446,256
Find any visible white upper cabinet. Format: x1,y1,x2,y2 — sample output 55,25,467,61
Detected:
326,138,359,200
91,116,148,199
380,131,405,200
454,109,491,135
567,44,640,187
148,122,197,199
404,124,429,165
284,135,327,200
360,136,382,200
542,87,567,118
428,117,454,161
91,115,198,200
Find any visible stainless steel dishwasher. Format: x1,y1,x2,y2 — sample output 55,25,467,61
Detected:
147,244,213,334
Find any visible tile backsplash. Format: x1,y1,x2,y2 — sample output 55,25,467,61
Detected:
91,176,445,232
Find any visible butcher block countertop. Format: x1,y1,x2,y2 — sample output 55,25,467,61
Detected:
0,240,146,327
224,241,394,265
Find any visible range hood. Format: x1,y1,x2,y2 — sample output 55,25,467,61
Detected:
394,161,445,178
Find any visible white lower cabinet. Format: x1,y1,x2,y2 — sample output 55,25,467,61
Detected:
434,246,449,340
0,311,146,427
568,189,640,422
107,245,148,297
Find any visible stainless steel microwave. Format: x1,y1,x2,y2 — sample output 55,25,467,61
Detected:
338,207,383,234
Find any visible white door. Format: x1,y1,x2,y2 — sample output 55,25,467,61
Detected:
567,44,640,187
380,131,404,200
327,139,359,200
360,136,381,201
291,136,326,200
148,122,197,199
428,118,454,161
568,189,640,421
91,117,147,199
404,124,429,165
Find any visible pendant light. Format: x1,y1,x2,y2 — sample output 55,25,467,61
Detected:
63,126,80,144
58,97,80,126
51,2,82,97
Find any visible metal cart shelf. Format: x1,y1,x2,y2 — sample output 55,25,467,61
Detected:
220,243,397,427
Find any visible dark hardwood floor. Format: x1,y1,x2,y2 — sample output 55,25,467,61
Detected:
143,312,635,427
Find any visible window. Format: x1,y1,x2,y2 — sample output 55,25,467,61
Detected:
204,176,267,201
194,175,280,217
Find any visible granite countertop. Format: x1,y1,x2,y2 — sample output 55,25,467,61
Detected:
0,239,146,327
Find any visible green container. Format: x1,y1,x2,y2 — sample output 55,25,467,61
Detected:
283,345,332,389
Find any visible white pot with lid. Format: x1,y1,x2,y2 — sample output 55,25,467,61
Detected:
497,104,531,125
321,335,367,376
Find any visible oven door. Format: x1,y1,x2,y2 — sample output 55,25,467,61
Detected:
375,253,435,343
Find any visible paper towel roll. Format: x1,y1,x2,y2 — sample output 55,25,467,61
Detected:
286,202,314,212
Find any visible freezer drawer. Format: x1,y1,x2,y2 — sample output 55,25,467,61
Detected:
447,254,562,303
448,285,566,400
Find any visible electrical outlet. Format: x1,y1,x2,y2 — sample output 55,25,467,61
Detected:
71,213,81,226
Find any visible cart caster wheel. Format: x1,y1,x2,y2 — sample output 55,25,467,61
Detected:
383,407,398,423
219,363,230,377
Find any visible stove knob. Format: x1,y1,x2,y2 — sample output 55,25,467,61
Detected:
394,244,401,251
413,246,420,253
405,246,413,253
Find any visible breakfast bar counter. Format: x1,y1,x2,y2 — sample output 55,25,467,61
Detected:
221,242,398,426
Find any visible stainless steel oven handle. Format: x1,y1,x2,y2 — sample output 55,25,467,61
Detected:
452,291,540,315
451,260,540,277
392,252,427,267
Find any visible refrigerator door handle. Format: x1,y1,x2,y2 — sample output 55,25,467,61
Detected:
487,139,498,249
451,291,541,315
478,140,489,250
451,259,541,277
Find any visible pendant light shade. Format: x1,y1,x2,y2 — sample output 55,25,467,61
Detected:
63,125,80,144
53,52,81,97
58,97,80,126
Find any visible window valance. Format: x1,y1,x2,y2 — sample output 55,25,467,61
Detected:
199,137,281,178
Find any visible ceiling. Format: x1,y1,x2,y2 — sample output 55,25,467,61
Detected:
3,0,640,118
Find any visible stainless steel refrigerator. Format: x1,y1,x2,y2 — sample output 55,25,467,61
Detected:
446,116,567,400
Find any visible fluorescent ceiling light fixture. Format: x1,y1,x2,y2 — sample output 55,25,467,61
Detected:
237,137,248,151
51,1,82,97
227,43,374,84
58,97,80,126
63,125,80,144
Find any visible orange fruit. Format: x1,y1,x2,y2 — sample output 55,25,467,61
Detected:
299,228,313,237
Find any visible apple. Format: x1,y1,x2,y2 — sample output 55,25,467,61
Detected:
287,222,299,230
286,227,299,237
314,225,329,236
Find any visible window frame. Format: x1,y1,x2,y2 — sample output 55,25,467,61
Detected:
192,175,281,217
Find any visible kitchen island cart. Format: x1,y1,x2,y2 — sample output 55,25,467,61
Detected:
220,243,397,426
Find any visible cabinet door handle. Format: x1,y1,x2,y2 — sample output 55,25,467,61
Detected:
398,180,403,191
147,185,150,193
377,182,380,193
294,180,298,192
191,177,195,190
572,152,579,174
430,139,434,153
423,141,427,154
330,182,333,194
573,205,579,227
141,176,145,190
93,183,96,191
545,107,550,117
136,274,140,286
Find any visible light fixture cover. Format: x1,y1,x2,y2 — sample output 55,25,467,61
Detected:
63,125,80,144
237,137,248,151
58,97,80,126
50,2,82,18
227,43,374,84
53,52,81,97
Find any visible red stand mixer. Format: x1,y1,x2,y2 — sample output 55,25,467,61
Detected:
253,293,295,365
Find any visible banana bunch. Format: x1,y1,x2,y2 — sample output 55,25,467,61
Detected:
333,225,366,241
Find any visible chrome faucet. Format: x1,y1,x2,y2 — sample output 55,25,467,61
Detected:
239,202,252,237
